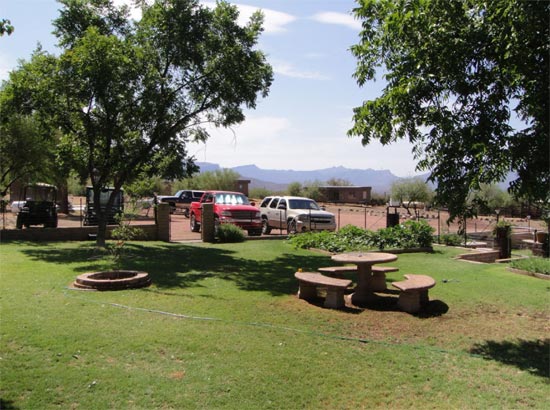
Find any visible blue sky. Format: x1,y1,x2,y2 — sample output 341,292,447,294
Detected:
1,0,421,177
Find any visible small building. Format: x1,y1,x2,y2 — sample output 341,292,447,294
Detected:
234,179,251,197
319,186,372,204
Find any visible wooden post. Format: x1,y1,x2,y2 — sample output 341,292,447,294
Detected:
201,203,215,243
156,203,170,242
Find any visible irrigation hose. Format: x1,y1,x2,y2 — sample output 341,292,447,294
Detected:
63,287,483,359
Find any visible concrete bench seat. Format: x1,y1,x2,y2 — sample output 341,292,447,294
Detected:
318,265,357,277
371,266,399,274
391,274,436,313
369,266,399,291
295,271,352,309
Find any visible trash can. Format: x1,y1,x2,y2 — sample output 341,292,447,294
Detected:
386,211,399,228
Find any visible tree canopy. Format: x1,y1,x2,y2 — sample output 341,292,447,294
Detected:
0,19,14,36
1,0,272,245
390,177,433,215
176,168,241,191
349,0,549,219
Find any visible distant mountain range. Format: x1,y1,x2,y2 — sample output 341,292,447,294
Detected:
196,162,517,195
196,162,426,194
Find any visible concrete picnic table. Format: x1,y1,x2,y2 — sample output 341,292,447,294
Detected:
331,251,397,305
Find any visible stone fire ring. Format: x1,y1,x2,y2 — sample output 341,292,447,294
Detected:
73,270,151,291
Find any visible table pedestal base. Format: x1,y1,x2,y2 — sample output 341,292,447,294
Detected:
350,290,377,306
370,272,387,292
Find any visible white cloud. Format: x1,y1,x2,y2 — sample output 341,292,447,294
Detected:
201,2,296,34
191,116,293,165
112,0,143,20
112,1,296,33
271,59,329,80
311,12,362,31
0,51,14,81
231,4,296,34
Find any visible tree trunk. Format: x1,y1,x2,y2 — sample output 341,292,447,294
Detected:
96,217,108,247
57,179,69,214
495,226,512,259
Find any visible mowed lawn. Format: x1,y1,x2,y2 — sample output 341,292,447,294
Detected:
1,240,548,409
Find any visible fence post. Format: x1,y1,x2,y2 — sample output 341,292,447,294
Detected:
156,203,170,242
201,203,215,243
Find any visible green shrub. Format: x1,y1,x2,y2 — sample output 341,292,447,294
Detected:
510,257,550,275
288,221,434,252
439,233,464,246
217,223,246,243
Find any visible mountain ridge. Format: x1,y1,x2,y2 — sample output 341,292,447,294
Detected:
196,162,425,193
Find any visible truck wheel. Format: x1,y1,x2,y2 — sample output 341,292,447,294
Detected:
169,203,176,214
183,208,190,218
16,215,23,229
261,218,271,235
287,219,297,234
190,214,200,232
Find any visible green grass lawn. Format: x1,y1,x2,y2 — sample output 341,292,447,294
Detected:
1,240,548,409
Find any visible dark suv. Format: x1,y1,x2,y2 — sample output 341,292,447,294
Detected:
83,186,124,226
15,183,58,229
157,190,205,217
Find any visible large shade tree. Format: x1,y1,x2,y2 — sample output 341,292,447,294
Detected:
1,0,272,245
1,49,60,197
349,0,549,220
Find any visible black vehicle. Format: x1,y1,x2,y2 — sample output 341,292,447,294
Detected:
157,190,204,217
83,186,124,226
16,183,58,229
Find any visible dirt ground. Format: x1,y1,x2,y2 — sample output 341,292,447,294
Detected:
2,198,544,243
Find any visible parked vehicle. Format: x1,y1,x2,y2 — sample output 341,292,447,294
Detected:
83,186,124,226
157,190,204,217
10,200,25,213
15,183,58,229
259,196,336,234
189,191,262,236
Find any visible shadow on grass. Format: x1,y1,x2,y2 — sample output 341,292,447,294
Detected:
0,398,20,410
21,242,332,296
347,292,449,317
470,339,550,378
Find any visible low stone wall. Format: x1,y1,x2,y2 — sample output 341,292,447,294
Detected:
0,224,159,242
1,203,171,243
457,250,501,263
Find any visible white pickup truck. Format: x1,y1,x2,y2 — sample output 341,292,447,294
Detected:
259,196,336,234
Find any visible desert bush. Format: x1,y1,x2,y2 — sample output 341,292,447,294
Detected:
289,221,433,252
439,233,464,246
217,223,246,243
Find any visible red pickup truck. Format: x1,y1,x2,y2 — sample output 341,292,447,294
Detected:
189,191,262,236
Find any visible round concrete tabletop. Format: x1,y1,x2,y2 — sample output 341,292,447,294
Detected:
331,252,397,265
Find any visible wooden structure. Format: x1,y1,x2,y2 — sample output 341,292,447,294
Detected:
319,186,372,204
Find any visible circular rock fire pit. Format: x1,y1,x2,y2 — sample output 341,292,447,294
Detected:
73,270,151,291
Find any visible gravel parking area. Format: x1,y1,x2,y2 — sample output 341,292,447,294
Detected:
2,201,542,242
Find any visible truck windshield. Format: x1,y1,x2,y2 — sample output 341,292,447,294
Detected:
215,193,249,205
87,188,123,207
288,199,321,210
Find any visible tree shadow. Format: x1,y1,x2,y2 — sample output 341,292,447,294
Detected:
469,339,550,378
21,242,333,296
0,398,20,410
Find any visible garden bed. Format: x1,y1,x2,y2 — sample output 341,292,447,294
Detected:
508,268,550,280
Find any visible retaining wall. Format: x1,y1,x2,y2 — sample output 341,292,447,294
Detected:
1,203,171,243
457,250,501,263
0,224,159,242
